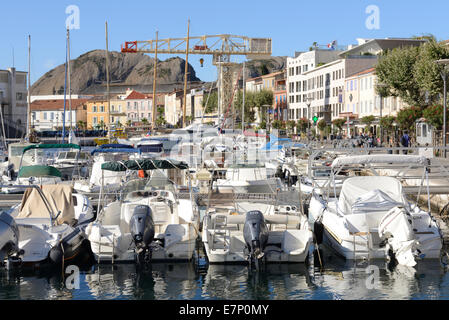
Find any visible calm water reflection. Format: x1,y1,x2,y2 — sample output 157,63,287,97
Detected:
1,247,448,300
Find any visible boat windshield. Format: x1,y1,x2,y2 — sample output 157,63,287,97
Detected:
121,171,177,200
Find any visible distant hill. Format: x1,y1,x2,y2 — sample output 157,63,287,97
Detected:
31,50,287,95
31,49,201,95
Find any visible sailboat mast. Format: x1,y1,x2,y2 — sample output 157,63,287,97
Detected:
182,19,190,128
62,29,68,143
67,29,72,130
26,35,31,139
105,21,111,138
152,30,158,129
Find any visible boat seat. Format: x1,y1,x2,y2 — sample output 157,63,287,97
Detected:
151,202,174,225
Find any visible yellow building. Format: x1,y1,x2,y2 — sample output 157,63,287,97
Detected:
86,96,110,129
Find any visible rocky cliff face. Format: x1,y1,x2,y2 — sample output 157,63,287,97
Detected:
31,49,287,95
31,49,201,95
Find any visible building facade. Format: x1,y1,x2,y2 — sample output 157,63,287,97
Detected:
0,68,28,138
30,99,89,130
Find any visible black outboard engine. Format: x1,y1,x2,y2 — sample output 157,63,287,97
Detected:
0,211,20,264
129,205,155,263
243,210,268,269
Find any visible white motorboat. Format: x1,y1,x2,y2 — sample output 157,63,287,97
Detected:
73,145,141,194
202,201,313,266
85,159,199,263
213,163,283,194
4,184,94,267
308,154,443,267
136,140,165,158
1,165,63,194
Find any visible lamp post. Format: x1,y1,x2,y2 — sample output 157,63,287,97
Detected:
376,82,388,146
262,104,271,133
306,96,312,139
436,59,449,158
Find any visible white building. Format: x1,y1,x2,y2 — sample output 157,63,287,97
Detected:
0,68,28,138
286,49,343,122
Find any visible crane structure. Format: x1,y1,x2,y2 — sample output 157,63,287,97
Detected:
121,34,272,127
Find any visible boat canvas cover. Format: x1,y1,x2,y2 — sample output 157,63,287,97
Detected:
22,143,81,154
91,148,141,155
17,185,75,225
101,159,188,171
18,165,62,178
331,154,428,168
338,176,407,215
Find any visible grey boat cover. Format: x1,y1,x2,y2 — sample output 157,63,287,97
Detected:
338,176,407,215
17,184,75,225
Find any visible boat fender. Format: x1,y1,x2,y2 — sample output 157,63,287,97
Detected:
49,244,63,265
314,220,324,245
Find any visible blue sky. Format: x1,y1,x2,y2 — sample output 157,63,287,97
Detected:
1,0,448,86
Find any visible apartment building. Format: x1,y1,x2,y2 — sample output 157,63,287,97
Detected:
0,68,28,138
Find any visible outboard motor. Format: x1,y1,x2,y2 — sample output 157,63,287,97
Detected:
129,205,155,263
0,211,20,264
243,210,268,269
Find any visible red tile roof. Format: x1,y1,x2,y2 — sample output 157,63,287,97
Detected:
30,99,90,111
125,90,151,100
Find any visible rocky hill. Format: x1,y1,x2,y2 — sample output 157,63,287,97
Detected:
31,49,287,95
31,50,201,95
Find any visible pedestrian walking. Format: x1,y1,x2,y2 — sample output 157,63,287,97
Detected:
401,131,410,154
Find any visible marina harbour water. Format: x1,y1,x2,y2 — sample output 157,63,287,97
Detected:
2,133,449,301
1,245,449,300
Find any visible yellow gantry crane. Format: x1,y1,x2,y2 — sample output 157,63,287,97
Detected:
121,33,272,127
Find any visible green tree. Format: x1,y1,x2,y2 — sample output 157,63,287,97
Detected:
332,118,346,133
361,115,376,133
297,118,310,133
379,115,396,136
396,106,423,132
375,45,424,107
271,120,284,129
286,120,296,135
126,120,132,127
422,104,443,129
203,91,218,113
141,118,148,125
414,40,449,105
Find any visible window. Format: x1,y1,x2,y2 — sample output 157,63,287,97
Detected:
350,81,353,91
50,112,54,120
111,116,115,122
93,105,97,112
93,117,97,124
111,105,115,112
43,112,47,120
100,116,104,123
100,105,104,112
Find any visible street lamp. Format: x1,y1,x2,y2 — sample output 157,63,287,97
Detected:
435,59,449,158
376,82,388,146
305,96,312,138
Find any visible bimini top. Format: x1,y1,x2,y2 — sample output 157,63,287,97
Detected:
91,148,141,155
18,165,62,178
22,143,81,154
101,159,189,171
99,143,133,149
338,176,407,214
331,154,428,169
